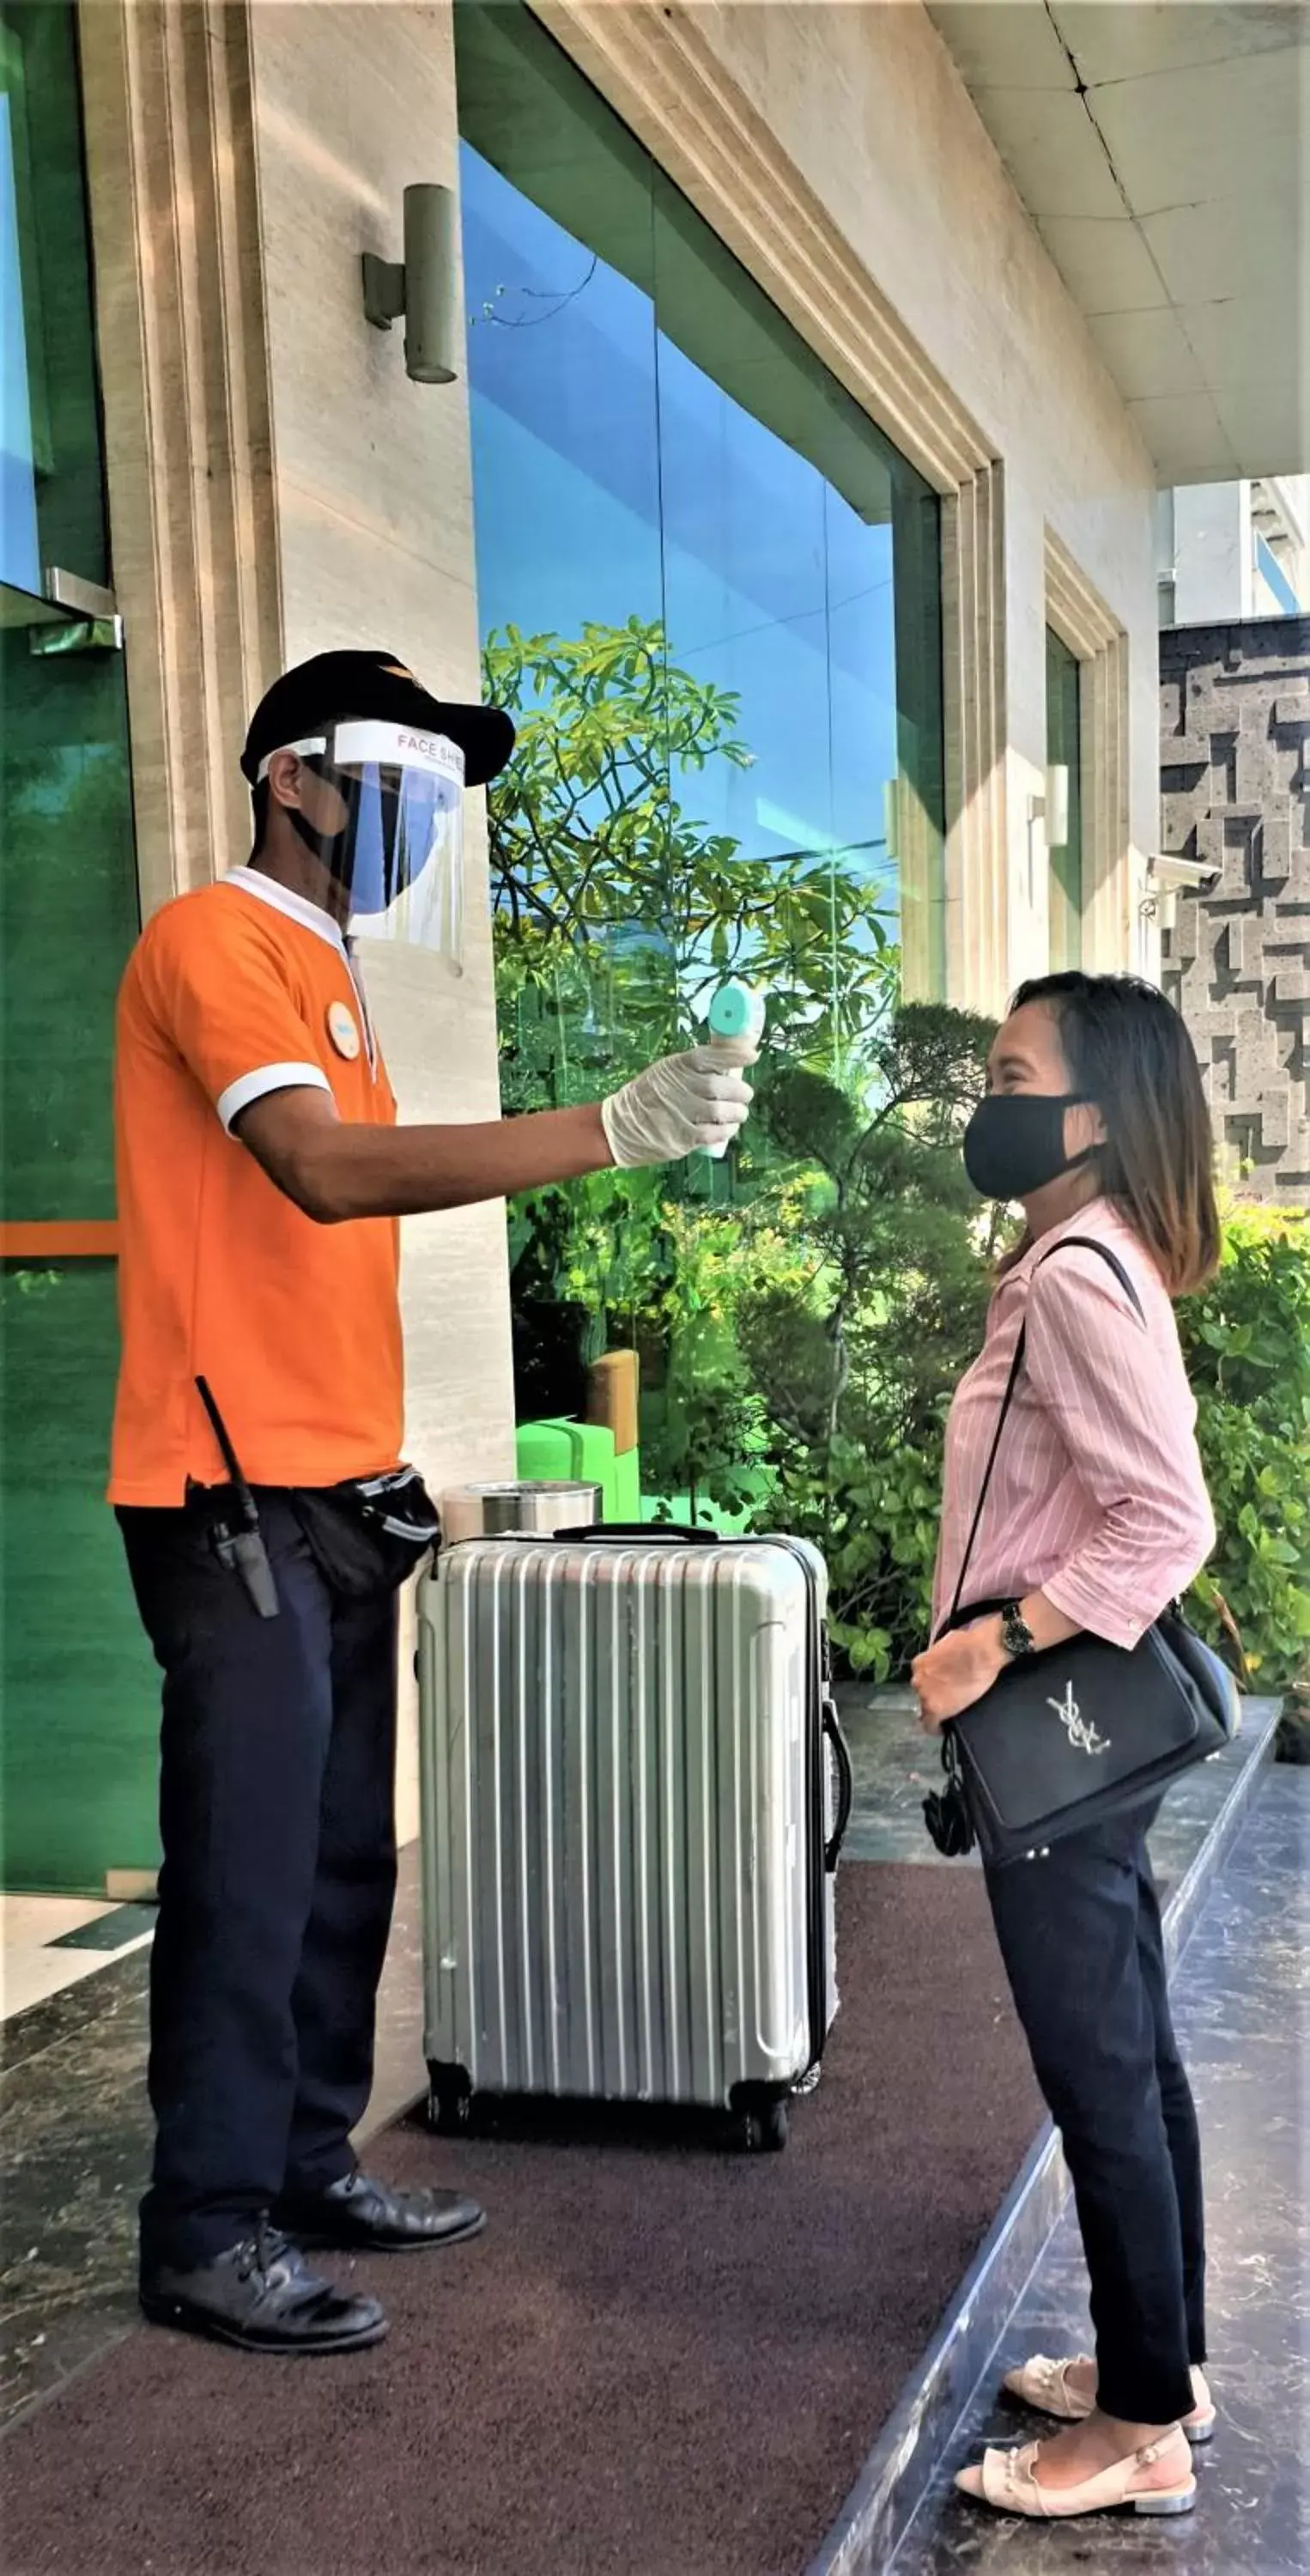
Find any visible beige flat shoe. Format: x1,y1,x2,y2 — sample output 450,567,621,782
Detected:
1003,2354,1216,2444
955,2427,1197,2520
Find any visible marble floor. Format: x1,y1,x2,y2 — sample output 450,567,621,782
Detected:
0,1854,427,2428
0,1894,156,2020
889,1766,1310,2576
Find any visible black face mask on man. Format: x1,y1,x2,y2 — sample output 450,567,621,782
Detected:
962,1091,1098,1201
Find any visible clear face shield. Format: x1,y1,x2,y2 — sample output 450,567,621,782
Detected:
260,720,466,970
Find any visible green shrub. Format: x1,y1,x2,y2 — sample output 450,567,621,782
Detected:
1178,1207,1310,1692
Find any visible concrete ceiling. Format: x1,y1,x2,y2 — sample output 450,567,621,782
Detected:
925,0,1309,483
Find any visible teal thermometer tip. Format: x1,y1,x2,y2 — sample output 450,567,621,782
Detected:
707,981,766,1046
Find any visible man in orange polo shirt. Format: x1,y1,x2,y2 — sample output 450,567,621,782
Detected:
112,649,754,2356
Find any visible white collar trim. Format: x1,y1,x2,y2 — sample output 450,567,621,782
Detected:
223,866,346,954
223,866,378,1074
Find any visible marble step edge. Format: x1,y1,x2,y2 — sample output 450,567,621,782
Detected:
806,1698,1283,2576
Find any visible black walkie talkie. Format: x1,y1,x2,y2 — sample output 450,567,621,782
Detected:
194,1376,280,1620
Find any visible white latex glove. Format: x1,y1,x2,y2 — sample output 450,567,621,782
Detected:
601,1046,755,1170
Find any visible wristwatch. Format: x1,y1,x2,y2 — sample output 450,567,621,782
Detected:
1000,1601,1036,1661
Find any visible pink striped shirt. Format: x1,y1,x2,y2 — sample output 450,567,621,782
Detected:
931,1199,1216,1651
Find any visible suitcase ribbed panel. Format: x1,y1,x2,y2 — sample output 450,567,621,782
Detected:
419,1537,829,2111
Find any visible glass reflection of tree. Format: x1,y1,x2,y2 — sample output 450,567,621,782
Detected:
486,615,898,1120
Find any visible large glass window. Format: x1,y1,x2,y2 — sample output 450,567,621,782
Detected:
458,0,944,1074
458,0,949,1524
1045,626,1083,975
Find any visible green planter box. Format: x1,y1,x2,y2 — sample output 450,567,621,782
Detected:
515,1418,628,1522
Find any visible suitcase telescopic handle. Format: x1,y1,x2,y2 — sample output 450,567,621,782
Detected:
822,1698,854,1871
553,1522,720,1545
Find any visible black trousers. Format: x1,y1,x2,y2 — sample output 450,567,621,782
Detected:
985,1801,1205,2427
118,1495,399,2272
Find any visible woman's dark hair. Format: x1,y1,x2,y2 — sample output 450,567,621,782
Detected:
1010,970,1220,1297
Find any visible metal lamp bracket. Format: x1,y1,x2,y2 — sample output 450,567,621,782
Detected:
361,254,407,331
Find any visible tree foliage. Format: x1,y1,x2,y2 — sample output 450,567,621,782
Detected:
485,617,899,1113
1178,1207,1310,1692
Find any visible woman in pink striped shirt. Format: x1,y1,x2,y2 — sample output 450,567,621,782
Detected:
911,971,1221,2524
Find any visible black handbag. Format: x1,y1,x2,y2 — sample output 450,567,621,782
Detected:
923,1236,1236,1868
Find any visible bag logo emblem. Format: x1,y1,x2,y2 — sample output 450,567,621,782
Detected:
1047,1680,1110,1758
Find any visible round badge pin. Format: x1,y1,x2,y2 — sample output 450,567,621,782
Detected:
326,999,361,1061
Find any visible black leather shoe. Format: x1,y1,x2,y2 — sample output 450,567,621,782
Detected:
274,2168,486,2254
140,2221,387,2354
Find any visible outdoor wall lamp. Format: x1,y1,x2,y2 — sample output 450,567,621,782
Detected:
1044,763,1070,852
1028,766,1070,844
362,184,459,384
1022,766,1070,908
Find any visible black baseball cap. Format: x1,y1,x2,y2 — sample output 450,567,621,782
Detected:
240,648,516,790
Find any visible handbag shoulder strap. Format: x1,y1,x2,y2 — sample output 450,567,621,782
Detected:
945,1231,1144,1626
1049,1233,1145,1323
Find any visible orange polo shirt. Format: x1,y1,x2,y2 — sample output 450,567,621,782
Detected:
109,870,402,1505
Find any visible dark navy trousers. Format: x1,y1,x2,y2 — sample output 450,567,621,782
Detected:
985,1801,1206,2426
118,1494,398,2272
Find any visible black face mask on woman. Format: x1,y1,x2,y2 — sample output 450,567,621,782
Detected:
962,1091,1097,1201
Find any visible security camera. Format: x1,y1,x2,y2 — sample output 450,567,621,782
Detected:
1141,852,1220,939
1147,854,1220,895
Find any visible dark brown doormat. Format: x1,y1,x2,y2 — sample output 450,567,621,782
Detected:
3,1863,1041,2576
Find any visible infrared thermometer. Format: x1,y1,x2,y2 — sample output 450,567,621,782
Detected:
702,980,766,1158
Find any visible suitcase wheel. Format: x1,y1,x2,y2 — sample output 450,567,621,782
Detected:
427,2062,472,2136
733,2099,789,2154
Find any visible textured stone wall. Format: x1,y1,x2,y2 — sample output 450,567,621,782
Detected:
1160,617,1310,1201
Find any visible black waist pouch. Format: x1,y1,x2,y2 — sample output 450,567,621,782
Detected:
290,1467,440,1599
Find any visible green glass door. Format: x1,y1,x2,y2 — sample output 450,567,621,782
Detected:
2,0,157,1891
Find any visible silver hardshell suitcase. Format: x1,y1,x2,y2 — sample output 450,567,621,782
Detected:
416,1528,852,2151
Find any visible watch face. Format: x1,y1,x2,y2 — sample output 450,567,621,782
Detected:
1004,1607,1034,1656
